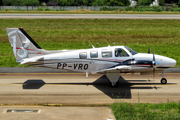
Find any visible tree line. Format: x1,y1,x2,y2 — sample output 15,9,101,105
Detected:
0,0,179,6
0,0,130,6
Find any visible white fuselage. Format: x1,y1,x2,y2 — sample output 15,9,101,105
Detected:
28,46,176,74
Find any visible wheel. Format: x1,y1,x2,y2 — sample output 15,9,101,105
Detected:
161,78,167,84
111,81,119,87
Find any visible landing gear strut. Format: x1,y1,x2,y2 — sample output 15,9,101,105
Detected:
160,72,167,84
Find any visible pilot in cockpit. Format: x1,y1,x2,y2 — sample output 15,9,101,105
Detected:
116,48,122,57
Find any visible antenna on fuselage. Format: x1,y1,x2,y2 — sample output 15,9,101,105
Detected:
89,42,95,49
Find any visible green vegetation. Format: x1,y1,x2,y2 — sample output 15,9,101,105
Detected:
159,0,165,6
1,6,180,13
1,0,130,6
138,0,151,6
2,0,39,6
1,0,180,7
0,19,180,67
100,6,180,12
112,102,180,120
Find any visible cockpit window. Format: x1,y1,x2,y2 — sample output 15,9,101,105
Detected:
125,46,138,55
115,48,129,57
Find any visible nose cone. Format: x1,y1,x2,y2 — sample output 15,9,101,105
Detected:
158,56,176,67
168,58,176,67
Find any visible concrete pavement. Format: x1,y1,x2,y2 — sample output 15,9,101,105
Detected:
0,106,115,120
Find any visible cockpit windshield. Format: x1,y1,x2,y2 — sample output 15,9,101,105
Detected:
125,46,138,55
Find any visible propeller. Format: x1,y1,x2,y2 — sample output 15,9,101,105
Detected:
148,46,158,79
152,50,156,79
151,50,160,79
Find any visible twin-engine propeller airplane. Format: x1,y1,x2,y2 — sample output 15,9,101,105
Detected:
6,28,176,87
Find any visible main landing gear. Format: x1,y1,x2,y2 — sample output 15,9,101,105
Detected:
160,72,167,84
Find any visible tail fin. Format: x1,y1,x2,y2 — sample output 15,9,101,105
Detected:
6,28,42,62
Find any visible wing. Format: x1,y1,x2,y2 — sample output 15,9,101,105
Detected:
94,65,131,73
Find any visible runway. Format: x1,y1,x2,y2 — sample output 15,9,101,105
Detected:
0,73,180,104
1,14,180,19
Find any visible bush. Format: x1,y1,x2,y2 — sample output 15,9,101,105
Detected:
100,6,122,11
37,7,43,11
45,8,51,11
4,8,10,11
104,0,130,6
146,7,154,11
138,0,151,6
165,7,173,11
154,7,163,12
92,0,104,6
2,0,12,5
21,0,39,6
159,0,164,6
11,0,23,6
3,0,39,6
173,8,180,12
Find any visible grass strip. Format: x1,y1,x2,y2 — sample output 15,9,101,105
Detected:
112,102,180,120
0,19,179,67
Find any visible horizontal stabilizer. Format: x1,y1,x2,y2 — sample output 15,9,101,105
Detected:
20,57,44,64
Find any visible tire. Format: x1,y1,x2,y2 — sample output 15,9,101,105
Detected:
161,78,167,84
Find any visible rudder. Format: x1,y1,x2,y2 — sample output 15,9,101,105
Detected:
6,28,42,62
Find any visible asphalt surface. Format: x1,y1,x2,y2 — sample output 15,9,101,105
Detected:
0,73,180,104
1,14,180,19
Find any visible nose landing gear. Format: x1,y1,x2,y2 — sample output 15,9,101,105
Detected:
161,78,167,84
160,72,167,84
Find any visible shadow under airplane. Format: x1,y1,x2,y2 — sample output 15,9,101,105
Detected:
14,75,176,99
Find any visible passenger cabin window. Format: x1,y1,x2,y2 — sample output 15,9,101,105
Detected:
102,50,112,58
79,52,87,59
115,48,129,57
90,51,98,58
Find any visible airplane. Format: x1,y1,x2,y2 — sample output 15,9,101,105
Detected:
6,27,176,87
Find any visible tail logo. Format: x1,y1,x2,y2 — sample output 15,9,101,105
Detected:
9,30,30,58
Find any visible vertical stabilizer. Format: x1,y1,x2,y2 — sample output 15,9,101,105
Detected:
6,28,42,62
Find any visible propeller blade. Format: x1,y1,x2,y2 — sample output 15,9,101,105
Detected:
151,49,156,80
153,50,155,62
